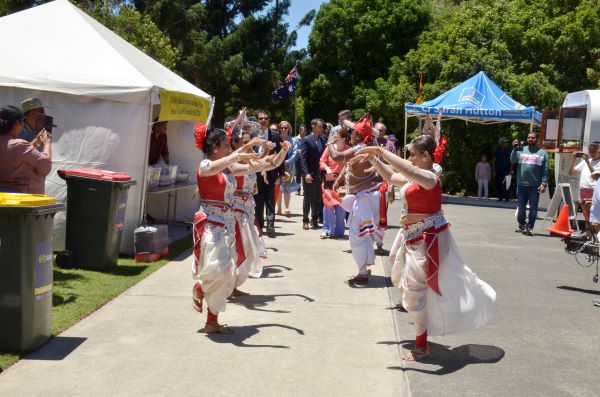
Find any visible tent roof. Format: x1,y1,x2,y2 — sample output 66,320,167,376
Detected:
405,71,541,125
0,0,211,105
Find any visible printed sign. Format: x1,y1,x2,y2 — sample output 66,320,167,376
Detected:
459,87,485,106
35,240,53,301
158,91,211,123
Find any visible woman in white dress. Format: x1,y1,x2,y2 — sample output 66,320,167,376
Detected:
356,135,496,361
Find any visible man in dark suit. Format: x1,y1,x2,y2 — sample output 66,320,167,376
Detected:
254,110,284,237
300,118,326,230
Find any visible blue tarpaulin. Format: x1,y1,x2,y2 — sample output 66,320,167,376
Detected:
405,71,542,125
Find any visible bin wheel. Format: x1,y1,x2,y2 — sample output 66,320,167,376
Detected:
56,250,76,269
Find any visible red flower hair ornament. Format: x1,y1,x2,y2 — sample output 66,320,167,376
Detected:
194,123,207,151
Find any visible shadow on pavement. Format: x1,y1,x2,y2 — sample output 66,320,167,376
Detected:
202,323,304,348
557,285,600,296
229,293,315,313
23,337,87,361
346,275,390,289
261,265,292,278
384,341,505,375
267,231,296,238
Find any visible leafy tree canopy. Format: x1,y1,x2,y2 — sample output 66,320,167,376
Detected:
299,0,432,123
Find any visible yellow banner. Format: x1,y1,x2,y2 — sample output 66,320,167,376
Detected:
158,91,211,123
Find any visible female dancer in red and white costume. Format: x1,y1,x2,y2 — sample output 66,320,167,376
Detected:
230,127,290,295
357,135,496,360
192,126,277,334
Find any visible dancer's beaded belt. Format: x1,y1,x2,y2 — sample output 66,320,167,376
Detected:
404,212,448,243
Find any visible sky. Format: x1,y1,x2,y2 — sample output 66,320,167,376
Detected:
284,0,328,51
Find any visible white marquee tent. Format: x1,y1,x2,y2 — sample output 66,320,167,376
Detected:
0,0,213,252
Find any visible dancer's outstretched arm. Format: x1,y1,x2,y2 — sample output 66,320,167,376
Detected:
200,137,264,176
357,146,436,190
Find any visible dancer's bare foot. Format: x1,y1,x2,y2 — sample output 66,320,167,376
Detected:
203,321,233,334
402,345,429,361
192,285,203,313
230,288,250,297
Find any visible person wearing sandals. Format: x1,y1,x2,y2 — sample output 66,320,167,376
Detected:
230,126,290,295
319,129,348,239
327,112,387,285
356,135,496,361
191,125,266,334
277,120,301,216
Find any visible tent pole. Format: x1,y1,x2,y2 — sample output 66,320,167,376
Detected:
140,91,154,226
530,112,534,133
404,112,408,158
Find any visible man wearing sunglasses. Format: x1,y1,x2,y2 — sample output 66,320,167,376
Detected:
254,110,284,237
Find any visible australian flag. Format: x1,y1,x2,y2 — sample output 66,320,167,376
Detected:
272,65,299,100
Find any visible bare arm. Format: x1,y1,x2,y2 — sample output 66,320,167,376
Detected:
327,136,356,162
231,142,290,175
369,156,409,187
358,146,437,190
200,152,244,177
568,153,579,176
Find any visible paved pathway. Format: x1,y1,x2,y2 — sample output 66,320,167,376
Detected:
0,196,408,396
2,195,599,396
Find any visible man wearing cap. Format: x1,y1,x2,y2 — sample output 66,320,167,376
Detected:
19,98,48,149
493,138,512,202
148,119,169,165
328,113,386,285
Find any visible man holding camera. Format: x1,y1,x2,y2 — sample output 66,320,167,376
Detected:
568,142,600,222
19,98,51,150
511,131,549,236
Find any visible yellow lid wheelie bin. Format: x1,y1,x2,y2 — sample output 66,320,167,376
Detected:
0,193,65,352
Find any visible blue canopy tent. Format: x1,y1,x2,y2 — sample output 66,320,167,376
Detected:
403,71,542,149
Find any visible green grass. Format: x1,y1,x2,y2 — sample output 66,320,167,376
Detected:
0,234,192,372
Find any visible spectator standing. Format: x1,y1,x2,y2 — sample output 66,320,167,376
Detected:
511,132,549,236
493,137,512,201
375,122,388,147
0,105,52,194
475,154,492,200
294,125,307,196
277,120,301,216
253,111,283,237
329,109,353,138
148,119,169,165
300,118,326,230
385,134,398,155
568,142,600,220
19,98,47,149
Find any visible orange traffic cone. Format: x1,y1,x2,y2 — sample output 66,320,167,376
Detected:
548,204,575,237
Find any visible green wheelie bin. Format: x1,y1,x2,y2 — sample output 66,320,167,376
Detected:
0,193,65,352
56,168,136,270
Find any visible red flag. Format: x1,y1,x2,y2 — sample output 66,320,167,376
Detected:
416,72,424,104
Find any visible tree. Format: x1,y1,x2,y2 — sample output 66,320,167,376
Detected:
368,0,600,194
299,0,432,123
134,0,314,125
